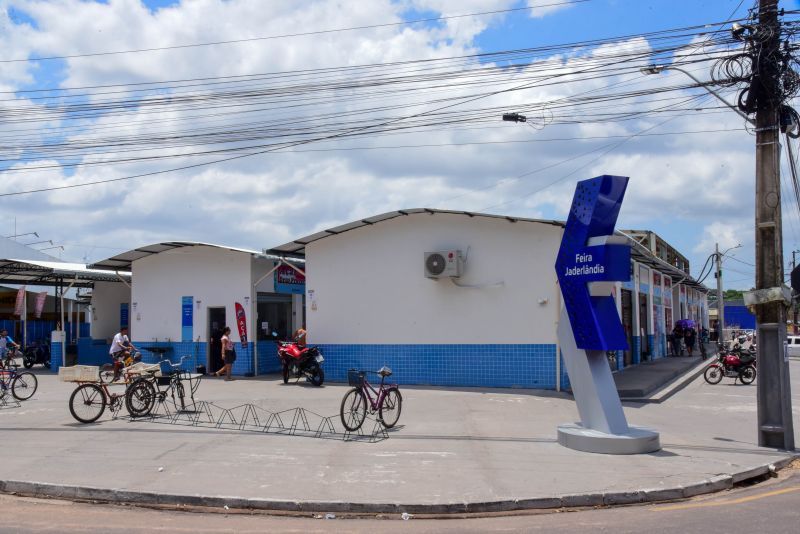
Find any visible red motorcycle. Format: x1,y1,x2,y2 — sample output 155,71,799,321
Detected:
703,344,757,385
274,333,324,386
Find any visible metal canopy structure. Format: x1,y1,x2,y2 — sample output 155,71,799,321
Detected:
266,208,708,292
0,258,130,288
88,241,262,272
267,208,564,257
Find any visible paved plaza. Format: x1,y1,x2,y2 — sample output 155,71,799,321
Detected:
0,361,798,512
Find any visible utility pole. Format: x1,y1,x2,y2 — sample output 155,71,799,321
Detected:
754,0,794,450
793,251,798,335
715,243,725,342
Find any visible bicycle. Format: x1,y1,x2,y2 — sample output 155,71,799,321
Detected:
66,364,158,423
125,356,201,417
0,347,23,370
99,350,143,383
339,367,402,432
0,366,38,401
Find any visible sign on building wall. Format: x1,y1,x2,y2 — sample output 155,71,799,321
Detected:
181,296,193,342
274,264,306,295
120,303,129,328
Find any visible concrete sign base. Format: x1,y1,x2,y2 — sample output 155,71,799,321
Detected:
557,423,661,455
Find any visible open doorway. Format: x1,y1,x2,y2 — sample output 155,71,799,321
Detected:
621,289,634,367
207,307,226,374
638,293,649,360
257,294,293,341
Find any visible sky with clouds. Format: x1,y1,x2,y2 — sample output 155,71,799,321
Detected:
2,0,799,290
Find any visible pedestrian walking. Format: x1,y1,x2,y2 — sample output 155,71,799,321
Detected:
671,323,683,356
214,326,236,381
684,326,697,357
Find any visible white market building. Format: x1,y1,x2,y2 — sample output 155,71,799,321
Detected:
89,242,305,375
270,209,709,389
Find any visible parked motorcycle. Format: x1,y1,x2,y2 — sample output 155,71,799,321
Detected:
703,344,757,385
23,340,51,369
273,332,324,386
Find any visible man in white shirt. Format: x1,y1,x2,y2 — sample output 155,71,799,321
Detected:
109,326,138,377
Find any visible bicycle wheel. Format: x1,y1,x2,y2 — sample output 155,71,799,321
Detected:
99,364,116,384
125,379,156,417
378,387,402,428
340,388,367,432
69,384,106,423
11,372,38,401
172,380,186,411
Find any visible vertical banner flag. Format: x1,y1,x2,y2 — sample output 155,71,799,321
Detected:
35,291,47,318
14,286,26,316
181,296,193,342
274,264,306,294
235,302,248,349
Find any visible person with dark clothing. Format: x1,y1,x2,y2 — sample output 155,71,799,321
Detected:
684,327,697,356
671,324,684,356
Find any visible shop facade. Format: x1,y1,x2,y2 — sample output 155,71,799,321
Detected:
271,210,709,390
89,243,305,376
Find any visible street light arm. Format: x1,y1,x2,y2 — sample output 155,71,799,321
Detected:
642,65,756,125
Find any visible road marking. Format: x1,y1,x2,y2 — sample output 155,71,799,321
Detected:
653,486,800,511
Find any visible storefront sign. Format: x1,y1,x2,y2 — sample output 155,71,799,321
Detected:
14,286,26,316
555,175,631,350
34,291,47,318
181,296,193,342
274,264,305,295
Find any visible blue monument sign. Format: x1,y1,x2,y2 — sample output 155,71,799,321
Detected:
555,175,660,454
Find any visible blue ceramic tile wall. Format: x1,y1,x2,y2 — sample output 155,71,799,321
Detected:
77,338,111,366
50,342,62,372
316,344,559,389
257,341,282,374
647,334,656,359
632,336,641,365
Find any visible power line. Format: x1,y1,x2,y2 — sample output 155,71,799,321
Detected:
0,0,591,64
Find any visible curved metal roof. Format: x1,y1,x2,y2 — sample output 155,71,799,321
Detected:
0,259,130,288
267,208,564,257
88,241,262,272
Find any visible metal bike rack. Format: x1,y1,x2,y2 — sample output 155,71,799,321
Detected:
0,395,20,409
126,400,389,442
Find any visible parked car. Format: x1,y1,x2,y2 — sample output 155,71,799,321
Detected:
787,336,800,358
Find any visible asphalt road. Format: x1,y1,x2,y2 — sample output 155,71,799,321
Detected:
0,462,798,533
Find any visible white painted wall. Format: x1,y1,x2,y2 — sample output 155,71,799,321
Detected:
305,213,564,345
131,246,253,342
90,281,131,342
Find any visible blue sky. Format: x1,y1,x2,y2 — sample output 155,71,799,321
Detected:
2,0,797,289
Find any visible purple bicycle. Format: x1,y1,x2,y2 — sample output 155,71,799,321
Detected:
340,367,402,432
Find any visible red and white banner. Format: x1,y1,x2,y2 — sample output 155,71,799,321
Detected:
14,286,26,316
235,302,248,349
35,291,47,318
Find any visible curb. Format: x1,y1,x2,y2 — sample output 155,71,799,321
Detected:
1,455,797,515
620,357,711,404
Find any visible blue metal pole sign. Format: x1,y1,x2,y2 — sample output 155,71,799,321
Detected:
181,296,193,342
555,174,631,350
120,303,129,329
554,175,660,454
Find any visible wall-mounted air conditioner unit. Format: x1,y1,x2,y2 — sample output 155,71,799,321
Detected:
424,250,464,279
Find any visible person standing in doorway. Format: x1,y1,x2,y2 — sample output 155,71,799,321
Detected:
214,326,235,381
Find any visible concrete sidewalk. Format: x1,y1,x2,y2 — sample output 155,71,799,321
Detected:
0,362,798,513
615,355,707,399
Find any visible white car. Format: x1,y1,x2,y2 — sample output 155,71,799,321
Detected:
787,336,800,358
